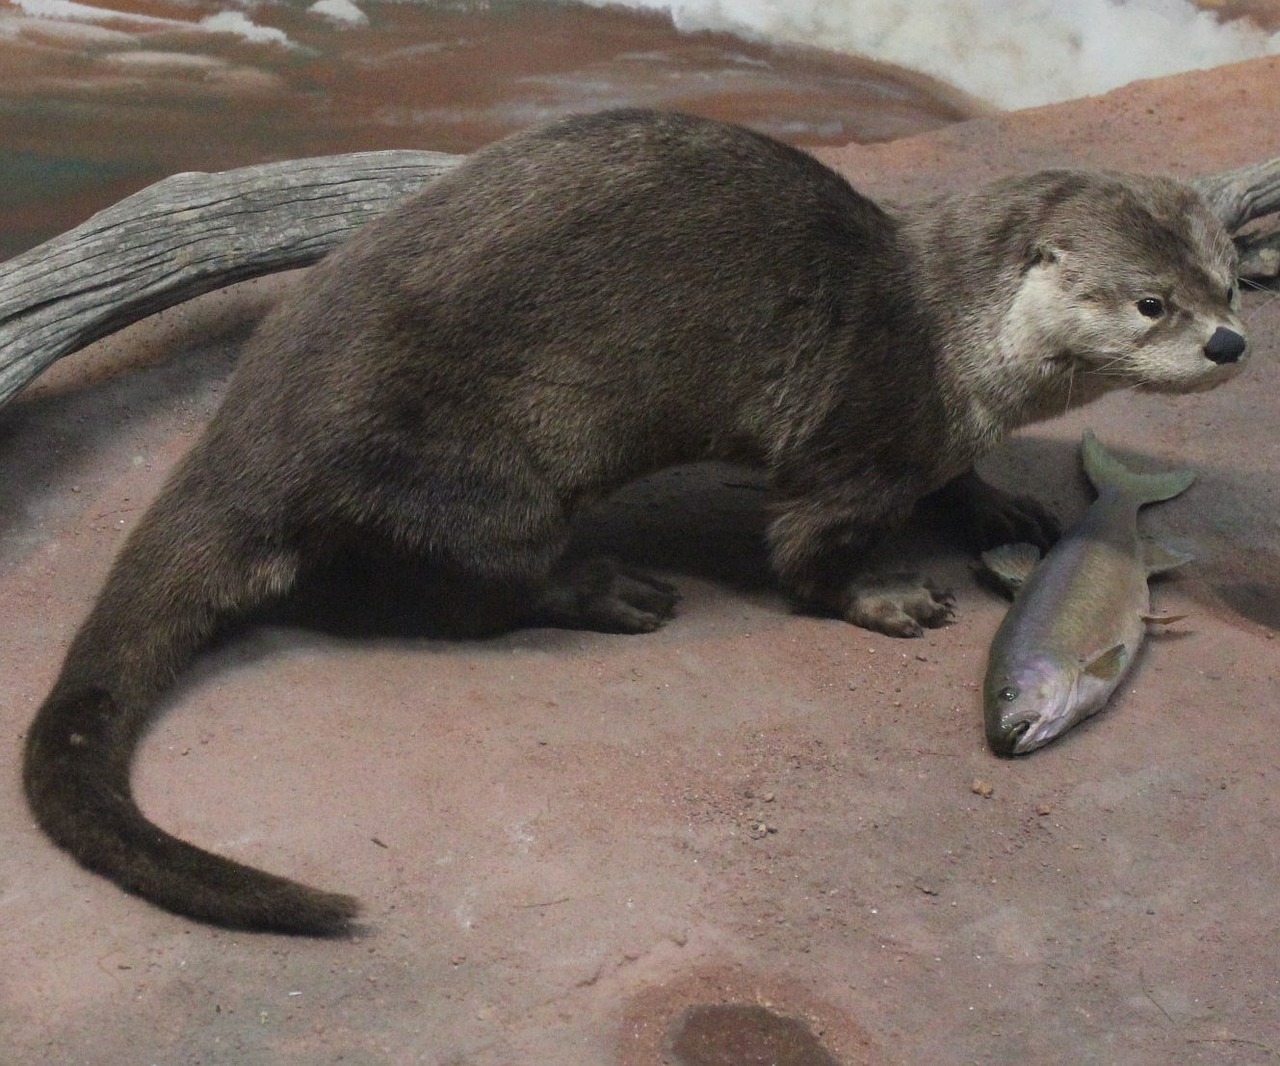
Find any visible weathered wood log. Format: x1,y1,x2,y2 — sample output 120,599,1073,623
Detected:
0,148,1276,412
1191,157,1280,282
0,150,461,409
1191,157,1280,233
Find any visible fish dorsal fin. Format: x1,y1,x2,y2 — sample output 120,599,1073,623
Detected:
1142,537,1194,576
1082,643,1128,681
980,542,1042,596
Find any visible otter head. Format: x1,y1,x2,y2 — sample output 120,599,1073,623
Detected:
1017,173,1246,400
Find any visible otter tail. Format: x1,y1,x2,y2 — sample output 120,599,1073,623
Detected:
22,459,359,935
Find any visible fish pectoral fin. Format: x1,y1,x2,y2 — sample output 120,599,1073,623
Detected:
1141,537,1194,577
1143,612,1188,627
980,542,1042,597
1081,643,1128,681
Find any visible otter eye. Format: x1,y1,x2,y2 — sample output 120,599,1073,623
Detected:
999,686,1019,702
1136,297,1165,319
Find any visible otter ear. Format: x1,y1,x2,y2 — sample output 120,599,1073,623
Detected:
1029,240,1063,268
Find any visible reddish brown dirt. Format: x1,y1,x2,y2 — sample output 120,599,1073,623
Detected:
3,59,1279,1065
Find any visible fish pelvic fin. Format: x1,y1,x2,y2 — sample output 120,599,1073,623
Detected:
1083,643,1128,681
1143,612,1189,626
980,542,1042,597
1142,536,1194,576
1080,431,1195,507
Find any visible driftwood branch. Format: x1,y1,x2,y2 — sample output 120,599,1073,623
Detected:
1192,156,1280,281
1191,157,1280,233
0,150,461,409
0,148,1277,412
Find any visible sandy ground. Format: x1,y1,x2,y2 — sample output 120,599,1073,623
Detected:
2,59,1279,1066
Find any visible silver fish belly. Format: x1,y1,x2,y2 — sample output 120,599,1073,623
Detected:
982,432,1193,755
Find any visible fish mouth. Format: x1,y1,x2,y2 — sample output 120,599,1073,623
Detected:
990,719,1033,758
1010,716,1076,756
1010,720,1047,755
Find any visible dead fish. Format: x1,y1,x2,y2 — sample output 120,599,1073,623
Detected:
982,431,1195,756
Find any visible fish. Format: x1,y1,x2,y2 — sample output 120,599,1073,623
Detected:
981,431,1195,756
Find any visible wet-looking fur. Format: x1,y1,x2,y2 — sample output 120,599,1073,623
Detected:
22,110,1246,934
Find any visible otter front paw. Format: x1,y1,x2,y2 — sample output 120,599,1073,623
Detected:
931,472,1059,552
966,488,1059,552
841,574,954,638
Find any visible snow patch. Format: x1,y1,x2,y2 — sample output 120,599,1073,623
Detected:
8,0,294,49
579,0,1280,109
198,11,291,47
308,0,369,27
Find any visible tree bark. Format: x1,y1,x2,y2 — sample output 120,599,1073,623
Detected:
0,148,1276,411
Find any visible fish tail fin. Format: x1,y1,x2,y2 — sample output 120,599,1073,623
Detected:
1080,430,1195,507
23,455,358,935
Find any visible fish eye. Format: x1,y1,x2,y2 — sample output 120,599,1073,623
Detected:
998,686,1019,702
1136,297,1165,319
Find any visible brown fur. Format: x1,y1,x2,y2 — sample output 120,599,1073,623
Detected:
22,109,1245,934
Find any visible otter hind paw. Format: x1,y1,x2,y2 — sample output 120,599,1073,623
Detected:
843,574,954,638
537,558,680,634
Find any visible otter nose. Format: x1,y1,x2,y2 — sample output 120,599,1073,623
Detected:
1204,326,1246,364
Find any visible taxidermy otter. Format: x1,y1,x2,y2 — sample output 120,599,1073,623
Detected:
22,109,1247,934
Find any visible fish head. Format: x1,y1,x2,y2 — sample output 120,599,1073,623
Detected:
983,652,1080,756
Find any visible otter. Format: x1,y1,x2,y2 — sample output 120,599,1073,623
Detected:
22,109,1246,935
